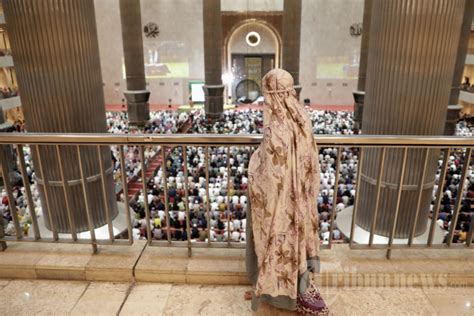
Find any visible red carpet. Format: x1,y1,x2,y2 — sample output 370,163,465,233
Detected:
124,118,193,201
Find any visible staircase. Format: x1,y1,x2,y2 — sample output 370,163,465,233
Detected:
124,118,194,201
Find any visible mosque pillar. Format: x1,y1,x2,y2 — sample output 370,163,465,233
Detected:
282,0,302,98
353,0,372,130
0,112,16,184
203,0,224,118
356,0,465,238
120,0,150,126
445,0,474,135
3,0,118,233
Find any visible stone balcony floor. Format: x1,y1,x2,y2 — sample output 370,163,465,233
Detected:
0,241,474,314
0,279,473,315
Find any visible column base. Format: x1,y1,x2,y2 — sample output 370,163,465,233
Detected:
203,85,224,118
444,104,463,135
352,90,365,130
336,206,444,245
294,85,302,101
124,90,150,125
35,202,133,240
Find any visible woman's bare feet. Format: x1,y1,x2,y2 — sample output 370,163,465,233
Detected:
244,290,253,300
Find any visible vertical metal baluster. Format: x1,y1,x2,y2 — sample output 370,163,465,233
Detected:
386,147,408,259
467,218,474,248
77,145,97,253
408,148,430,246
466,151,474,246
16,145,40,240
36,145,59,240
119,145,133,244
428,148,451,246
0,146,21,240
369,147,386,246
447,148,472,247
328,147,341,249
97,145,114,241
466,168,474,246
55,145,77,241
182,146,192,256
160,145,171,243
205,146,211,246
227,146,232,246
350,147,364,248
139,145,152,244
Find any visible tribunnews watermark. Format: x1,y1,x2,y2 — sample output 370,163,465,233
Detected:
317,270,469,290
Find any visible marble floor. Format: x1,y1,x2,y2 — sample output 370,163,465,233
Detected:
0,279,472,315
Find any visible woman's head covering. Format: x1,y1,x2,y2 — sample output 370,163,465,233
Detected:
261,69,310,139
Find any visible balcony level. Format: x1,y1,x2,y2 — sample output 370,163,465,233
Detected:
0,54,13,68
467,52,474,66
0,95,20,111
460,89,474,105
0,133,473,314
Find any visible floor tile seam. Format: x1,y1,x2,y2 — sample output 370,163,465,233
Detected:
116,281,136,316
68,281,91,314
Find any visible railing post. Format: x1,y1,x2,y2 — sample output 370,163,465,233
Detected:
55,145,77,241
386,147,408,259
408,148,430,246
16,145,40,240
428,148,451,246
119,145,133,244
35,145,59,241
182,146,192,257
0,145,22,240
77,145,98,254
226,146,232,247
205,146,211,245
139,145,152,244
160,145,172,243
328,146,341,249
447,148,472,246
97,145,115,242
369,147,386,246
349,147,364,248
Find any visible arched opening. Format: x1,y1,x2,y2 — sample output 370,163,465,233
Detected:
223,20,281,103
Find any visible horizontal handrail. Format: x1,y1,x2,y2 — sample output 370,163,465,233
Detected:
0,133,474,147
0,132,473,258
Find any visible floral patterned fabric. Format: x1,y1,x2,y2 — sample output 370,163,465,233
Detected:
248,69,321,300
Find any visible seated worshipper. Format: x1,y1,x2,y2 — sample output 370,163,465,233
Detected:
246,69,328,314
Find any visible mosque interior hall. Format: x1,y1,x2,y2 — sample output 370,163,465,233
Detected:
0,0,473,315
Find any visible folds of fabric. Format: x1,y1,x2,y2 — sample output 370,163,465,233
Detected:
248,69,321,300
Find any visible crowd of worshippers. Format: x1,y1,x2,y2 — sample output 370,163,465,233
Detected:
127,109,356,242
121,109,472,244
1,109,473,245
435,150,474,243
129,144,358,243
462,77,474,93
0,87,18,99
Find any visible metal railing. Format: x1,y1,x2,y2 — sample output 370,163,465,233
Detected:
0,133,472,259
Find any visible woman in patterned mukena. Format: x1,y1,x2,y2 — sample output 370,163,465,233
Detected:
245,69,329,314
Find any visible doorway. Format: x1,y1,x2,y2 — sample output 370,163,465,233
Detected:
231,54,275,103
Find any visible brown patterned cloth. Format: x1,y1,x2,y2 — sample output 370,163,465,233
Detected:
247,69,327,313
